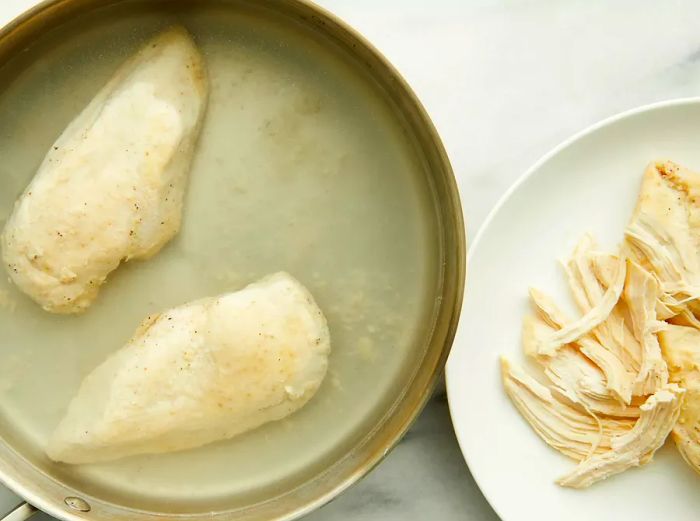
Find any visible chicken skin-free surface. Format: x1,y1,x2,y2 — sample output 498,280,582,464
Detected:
1,26,208,313
47,272,331,464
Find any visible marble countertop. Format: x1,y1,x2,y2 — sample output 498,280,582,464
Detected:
3,1,700,520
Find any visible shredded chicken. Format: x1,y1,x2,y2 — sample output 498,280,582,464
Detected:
528,288,636,405
565,239,642,372
556,384,684,488
623,261,669,394
535,246,626,357
658,324,700,474
500,159,700,488
501,358,635,460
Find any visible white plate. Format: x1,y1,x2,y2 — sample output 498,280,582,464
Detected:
446,98,700,521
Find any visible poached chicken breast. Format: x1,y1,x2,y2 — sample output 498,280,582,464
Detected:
1,27,208,313
47,272,330,464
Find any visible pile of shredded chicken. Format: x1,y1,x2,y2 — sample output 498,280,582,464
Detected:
502,160,700,488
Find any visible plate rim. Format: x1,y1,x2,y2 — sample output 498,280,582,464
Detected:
445,95,700,521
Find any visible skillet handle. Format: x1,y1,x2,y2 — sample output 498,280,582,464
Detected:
1,503,37,521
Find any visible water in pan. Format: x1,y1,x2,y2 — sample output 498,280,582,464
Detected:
0,0,440,512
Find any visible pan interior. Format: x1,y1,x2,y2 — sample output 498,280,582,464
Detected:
0,0,441,513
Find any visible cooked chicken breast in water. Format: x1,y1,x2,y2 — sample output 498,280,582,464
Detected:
1,27,208,313
47,272,330,464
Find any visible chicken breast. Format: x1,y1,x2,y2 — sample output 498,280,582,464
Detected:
625,161,700,305
658,324,700,474
1,27,208,313
46,272,330,464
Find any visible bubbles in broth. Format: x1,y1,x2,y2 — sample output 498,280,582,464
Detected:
0,1,440,512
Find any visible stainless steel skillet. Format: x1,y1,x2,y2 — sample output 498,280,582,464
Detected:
0,1,465,519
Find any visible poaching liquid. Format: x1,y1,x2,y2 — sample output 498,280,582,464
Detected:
0,1,441,513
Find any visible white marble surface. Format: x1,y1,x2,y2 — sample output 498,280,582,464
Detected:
3,0,700,520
